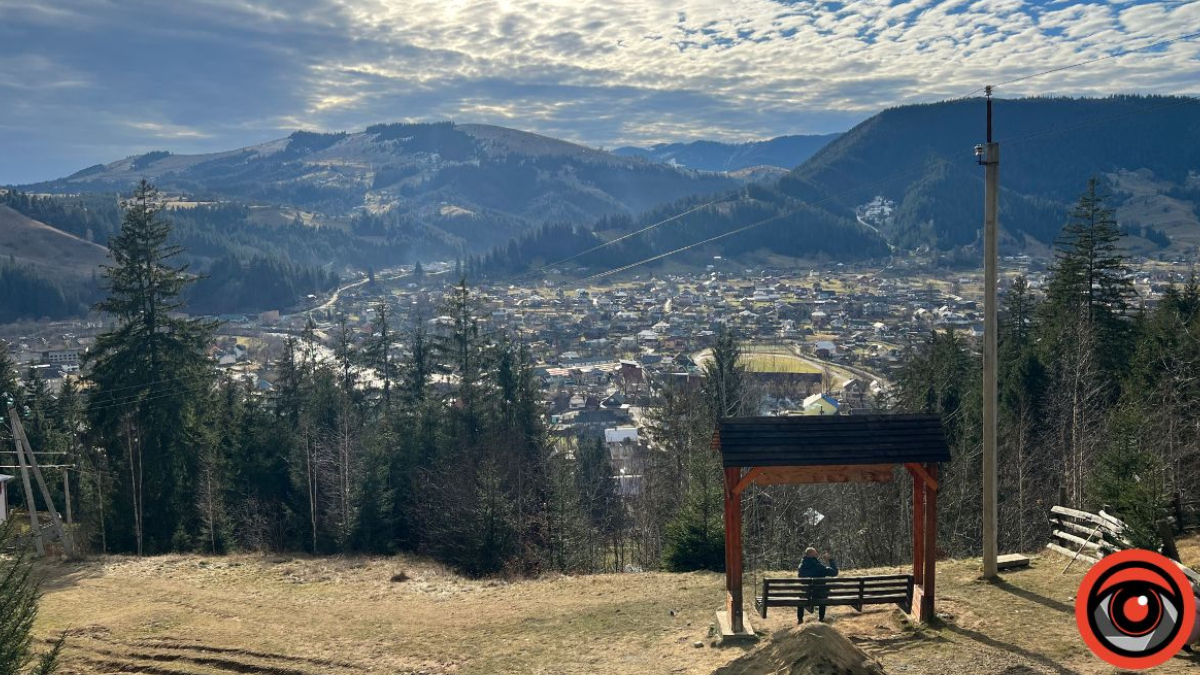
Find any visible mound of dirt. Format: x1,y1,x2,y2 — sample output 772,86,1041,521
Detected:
714,624,885,675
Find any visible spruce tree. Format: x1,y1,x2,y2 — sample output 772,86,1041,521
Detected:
402,313,432,406
85,180,216,554
366,301,398,409
333,313,357,397
1041,178,1134,379
0,523,62,675
702,324,750,418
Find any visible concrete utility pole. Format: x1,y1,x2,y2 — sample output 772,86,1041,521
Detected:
979,86,1000,579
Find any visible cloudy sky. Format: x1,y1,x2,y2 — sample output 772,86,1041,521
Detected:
1,0,1198,183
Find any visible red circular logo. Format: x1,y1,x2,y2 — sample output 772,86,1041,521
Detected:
1075,549,1197,669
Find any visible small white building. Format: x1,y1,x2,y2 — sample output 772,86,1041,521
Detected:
0,474,12,523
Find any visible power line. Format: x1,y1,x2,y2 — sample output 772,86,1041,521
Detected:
580,88,1196,281
991,30,1200,90
952,29,1200,100
508,27,1200,281
585,162,949,281
535,196,739,274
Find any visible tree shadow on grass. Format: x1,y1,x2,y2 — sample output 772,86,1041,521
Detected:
36,559,105,593
990,578,1075,615
941,622,1082,675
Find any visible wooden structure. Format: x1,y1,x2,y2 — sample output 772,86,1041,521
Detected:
5,405,75,557
1047,505,1200,590
756,574,913,617
1047,505,1130,566
714,414,950,634
0,473,11,523
995,553,1030,570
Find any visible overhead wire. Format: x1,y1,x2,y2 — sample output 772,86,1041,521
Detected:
948,29,1200,99
509,28,1200,282
56,29,1200,414
581,89,1198,281
990,29,1200,90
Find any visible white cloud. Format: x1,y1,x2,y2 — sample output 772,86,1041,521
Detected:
0,0,1198,182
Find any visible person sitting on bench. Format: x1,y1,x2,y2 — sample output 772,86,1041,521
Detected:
797,546,838,623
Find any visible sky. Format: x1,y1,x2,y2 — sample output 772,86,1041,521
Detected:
1,0,1198,184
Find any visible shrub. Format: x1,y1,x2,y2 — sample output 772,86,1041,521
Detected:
0,522,62,675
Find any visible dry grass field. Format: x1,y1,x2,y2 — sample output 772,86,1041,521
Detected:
741,346,822,375
32,542,1200,675
694,345,824,376
0,205,109,279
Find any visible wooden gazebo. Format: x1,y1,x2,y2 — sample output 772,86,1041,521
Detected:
713,414,950,635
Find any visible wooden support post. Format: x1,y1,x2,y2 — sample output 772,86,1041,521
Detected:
13,414,74,556
921,463,938,621
9,405,44,556
724,466,744,634
912,468,924,587
63,469,73,525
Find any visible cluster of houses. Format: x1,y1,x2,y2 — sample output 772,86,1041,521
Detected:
4,257,1194,506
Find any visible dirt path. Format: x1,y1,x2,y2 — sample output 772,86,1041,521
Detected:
35,551,1200,675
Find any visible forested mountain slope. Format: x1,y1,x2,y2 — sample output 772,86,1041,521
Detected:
483,96,1200,277
0,192,340,318
0,204,109,278
781,95,1200,251
22,122,739,255
0,204,109,321
613,133,842,172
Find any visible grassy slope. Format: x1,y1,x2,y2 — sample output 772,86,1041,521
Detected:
35,542,1200,675
0,204,109,279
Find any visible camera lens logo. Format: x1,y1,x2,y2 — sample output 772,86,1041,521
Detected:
1076,549,1196,669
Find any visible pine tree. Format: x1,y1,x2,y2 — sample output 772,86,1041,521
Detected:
0,348,19,404
1041,178,1135,380
0,523,63,675
702,324,751,418
403,312,432,406
435,281,485,440
333,313,357,397
997,276,1049,550
85,180,216,554
574,436,624,570
366,301,398,409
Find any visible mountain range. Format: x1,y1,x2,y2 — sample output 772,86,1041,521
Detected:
781,95,1200,253
613,134,841,173
486,95,1200,275
22,122,740,255
6,95,1200,321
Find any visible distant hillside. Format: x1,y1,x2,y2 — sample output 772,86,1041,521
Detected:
25,122,739,255
779,95,1200,254
0,204,108,278
0,192,344,320
481,96,1200,278
613,134,842,172
0,204,108,321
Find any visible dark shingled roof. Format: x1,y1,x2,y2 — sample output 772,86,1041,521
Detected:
713,413,950,468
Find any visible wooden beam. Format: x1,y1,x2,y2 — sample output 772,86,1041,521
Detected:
723,467,744,634
905,463,939,491
1046,542,1101,565
920,463,938,621
9,410,44,557
741,464,895,489
732,467,763,495
996,553,1030,570
912,467,923,587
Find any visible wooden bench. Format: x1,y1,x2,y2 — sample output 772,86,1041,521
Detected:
755,574,914,617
